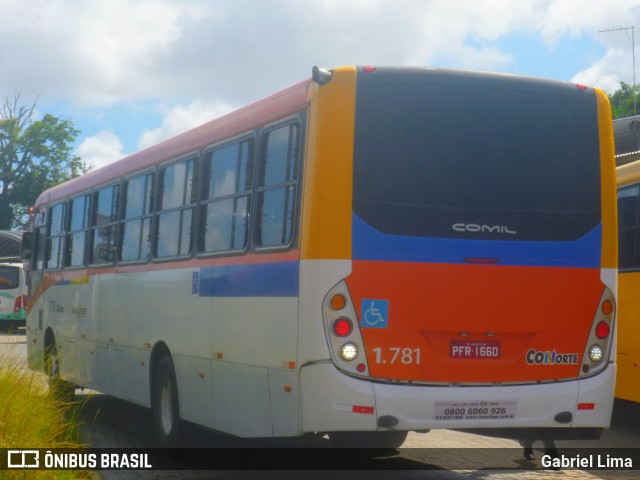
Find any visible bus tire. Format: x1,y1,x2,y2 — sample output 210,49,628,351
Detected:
152,355,181,447
45,341,75,402
329,430,408,449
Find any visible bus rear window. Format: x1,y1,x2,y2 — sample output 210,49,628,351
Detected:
0,266,19,290
353,68,601,241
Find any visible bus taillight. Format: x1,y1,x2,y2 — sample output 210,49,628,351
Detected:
333,317,353,337
322,281,370,377
330,294,347,311
580,288,615,377
589,345,604,362
14,295,27,312
595,321,610,339
340,343,358,361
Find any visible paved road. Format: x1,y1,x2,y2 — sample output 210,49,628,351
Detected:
2,333,639,479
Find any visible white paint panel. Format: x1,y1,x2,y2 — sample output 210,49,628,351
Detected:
268,369,299,436
300,363,376,433
95,343,111,393
76,338,98,387
175,354,214,428
210,298,297,367
574,363,616,428
110,344,149,406
212,361,272,437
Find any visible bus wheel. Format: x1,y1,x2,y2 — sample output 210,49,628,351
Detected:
152,355,180,447
329,431,408,449
45,342,75,402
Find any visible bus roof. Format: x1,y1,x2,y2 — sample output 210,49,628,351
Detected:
36,78,311,208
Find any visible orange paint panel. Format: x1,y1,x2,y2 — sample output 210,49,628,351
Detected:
595,88,617,269
300,67,357,260
616,271,640,402
347,261,604,383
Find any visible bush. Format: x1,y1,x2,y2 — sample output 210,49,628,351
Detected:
0,343,90,479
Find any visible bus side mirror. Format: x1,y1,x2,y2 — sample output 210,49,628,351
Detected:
21,232,33,271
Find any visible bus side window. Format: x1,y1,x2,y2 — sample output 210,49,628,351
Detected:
32,209,46,272
66,194,91,267
619,184,640,270
155,158,197,259
46,203,66,270
90,185,119,265
120,173,154,262
199,140,253,253
256,123,300,248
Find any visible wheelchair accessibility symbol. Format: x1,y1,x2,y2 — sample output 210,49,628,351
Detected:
361,299,389,328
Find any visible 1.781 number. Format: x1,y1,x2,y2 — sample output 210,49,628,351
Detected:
372,347,421,365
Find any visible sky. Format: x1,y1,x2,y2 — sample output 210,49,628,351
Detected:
2,0,640,171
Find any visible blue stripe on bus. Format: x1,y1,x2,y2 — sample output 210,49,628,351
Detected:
198,261,299,298
352,214,602,268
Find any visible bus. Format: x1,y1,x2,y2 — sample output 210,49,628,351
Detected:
0,259,27,332
24,66,617,448
615,159,640,404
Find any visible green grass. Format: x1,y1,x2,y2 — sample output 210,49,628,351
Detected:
0,345,91,479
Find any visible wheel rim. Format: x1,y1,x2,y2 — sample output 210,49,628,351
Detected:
159,377,174,436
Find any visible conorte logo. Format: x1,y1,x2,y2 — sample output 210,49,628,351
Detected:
452,223,517,235
7,450,39,469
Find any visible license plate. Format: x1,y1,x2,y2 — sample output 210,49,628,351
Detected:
450,340,500,358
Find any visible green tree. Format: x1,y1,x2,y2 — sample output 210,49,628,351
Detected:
608,81,639,119
0,94,89,230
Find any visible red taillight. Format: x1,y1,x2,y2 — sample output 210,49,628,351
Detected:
595,321,610,339
332,317,353,337
14,295,27,312
577,403,595,410
363,66,376,72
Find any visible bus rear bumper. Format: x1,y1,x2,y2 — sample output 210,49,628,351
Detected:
300,362,615,434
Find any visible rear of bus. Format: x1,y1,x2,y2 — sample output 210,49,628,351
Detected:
0,263,27,332
300,67,617,441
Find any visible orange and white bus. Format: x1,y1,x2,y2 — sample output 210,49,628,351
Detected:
615,159,640,404
24,66,617,448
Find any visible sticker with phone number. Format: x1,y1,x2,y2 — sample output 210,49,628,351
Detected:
434,399,517,421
